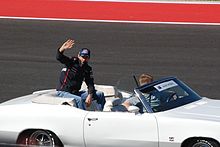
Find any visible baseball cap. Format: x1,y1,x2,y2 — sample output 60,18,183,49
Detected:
79,48,90,58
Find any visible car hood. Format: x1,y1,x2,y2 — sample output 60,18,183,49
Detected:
167,97,220,122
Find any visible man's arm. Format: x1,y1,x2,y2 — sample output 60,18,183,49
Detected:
84,66,95,107
56,39,75,66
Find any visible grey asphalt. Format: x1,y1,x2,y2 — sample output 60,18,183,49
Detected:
0,18,220,103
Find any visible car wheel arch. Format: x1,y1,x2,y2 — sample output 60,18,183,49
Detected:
181,137,220,147
16,129,64,147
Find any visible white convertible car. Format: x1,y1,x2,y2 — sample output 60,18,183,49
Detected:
0,77,219,147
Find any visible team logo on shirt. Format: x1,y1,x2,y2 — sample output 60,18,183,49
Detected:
61,68,67,72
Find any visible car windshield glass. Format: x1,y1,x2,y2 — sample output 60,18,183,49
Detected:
139,78,202,112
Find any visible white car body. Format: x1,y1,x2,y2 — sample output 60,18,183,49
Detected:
0,77,219,147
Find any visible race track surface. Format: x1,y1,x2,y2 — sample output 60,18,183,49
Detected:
0,18,220,102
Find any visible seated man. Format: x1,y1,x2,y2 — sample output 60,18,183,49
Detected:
56,39,105,110
122,73,153,113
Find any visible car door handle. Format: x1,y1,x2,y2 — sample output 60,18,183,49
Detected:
87,118,98,121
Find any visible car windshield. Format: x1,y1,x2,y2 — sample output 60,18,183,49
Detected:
138,77,202,112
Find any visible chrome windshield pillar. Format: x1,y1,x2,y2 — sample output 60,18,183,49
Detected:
134,88,153,113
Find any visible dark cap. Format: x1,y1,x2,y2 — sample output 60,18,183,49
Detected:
79,48,90,58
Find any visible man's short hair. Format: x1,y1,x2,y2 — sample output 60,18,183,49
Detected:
139,74,153,86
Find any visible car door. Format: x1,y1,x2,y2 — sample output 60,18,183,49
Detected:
84,111,158,147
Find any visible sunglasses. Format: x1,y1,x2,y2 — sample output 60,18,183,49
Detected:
81,56,90,59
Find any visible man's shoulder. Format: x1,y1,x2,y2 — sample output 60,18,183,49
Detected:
71,56,79,61
84,63,92,70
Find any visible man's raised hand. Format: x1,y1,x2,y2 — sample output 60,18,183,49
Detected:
59,39,75,52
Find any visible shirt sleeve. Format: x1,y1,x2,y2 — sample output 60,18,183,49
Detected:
56,49,73,67
84,66,95,95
